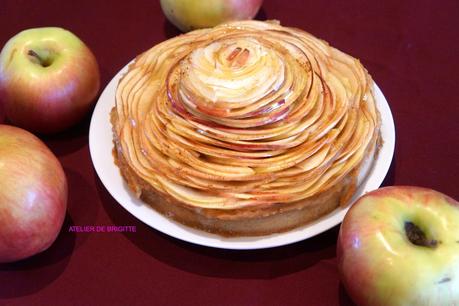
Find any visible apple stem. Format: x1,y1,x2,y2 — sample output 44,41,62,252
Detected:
27,50,51,67
404,221,438,248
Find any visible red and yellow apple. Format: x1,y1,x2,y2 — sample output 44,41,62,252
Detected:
0,125,67,263
0,27,100,134
160,0,263,32
337,186,459,306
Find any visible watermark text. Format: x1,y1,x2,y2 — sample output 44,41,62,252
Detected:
68,225,137,233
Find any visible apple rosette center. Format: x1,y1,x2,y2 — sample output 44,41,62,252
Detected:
181,39,286,107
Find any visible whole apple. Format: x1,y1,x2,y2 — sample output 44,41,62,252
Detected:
160,0,263,32
337,186,459,306
0,125,67,263
0,27,100,134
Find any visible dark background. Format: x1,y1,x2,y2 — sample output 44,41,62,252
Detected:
0,1,458,305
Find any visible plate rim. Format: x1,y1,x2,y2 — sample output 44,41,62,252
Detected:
89,62,395,250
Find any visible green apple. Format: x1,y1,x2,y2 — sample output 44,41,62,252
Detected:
0,27,100,133
338,186,459,306
160,0,263,32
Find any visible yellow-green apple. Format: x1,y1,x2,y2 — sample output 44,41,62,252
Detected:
160,0,263,32
0,125,67,262
0,27,100,134
337,186,459,306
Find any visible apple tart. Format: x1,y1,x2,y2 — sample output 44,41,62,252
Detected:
111,20,381,236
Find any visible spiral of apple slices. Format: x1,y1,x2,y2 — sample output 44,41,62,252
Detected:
113,20,381,210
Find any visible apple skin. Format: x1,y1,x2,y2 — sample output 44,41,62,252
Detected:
0,125,68,263
0,27,100,134
337,186,459,306
160,0,263,32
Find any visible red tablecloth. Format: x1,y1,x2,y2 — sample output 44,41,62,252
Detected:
1,1,458,305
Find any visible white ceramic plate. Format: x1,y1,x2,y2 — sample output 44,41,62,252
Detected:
89,62,395,250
